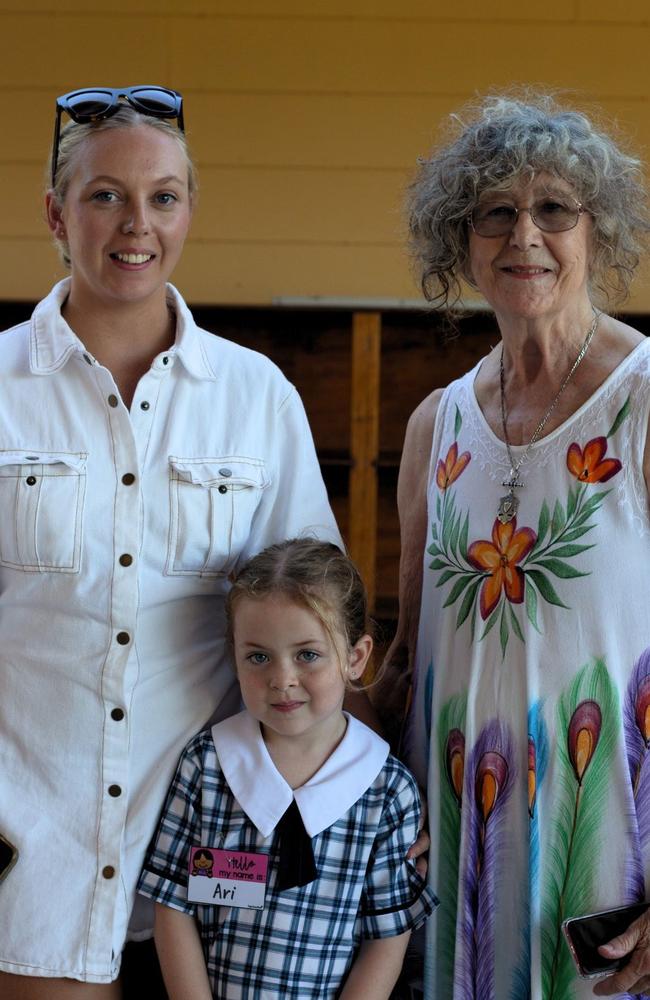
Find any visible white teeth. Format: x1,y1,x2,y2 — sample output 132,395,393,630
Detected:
114,253,153,264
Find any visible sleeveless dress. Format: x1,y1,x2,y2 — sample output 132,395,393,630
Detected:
407,339,650,1000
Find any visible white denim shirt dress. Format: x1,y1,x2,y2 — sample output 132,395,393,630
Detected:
0,279,340,983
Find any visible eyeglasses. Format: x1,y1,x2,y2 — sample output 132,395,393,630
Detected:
51,86,185,187
469,196,584,238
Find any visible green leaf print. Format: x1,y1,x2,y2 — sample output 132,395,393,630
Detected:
540,660,619,1000
526,570,570,609
428,412,624,651
525,581,541,633
457,578,482,630
442,574,476,608
454,403,462,439
550,499,566,536
536,559,588,580
606,395,630,438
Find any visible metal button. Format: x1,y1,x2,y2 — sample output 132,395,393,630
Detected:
102,865,116,879
162,356,169,365
122,473,135,485
26,475,37,486
140,401,150,411
116,631,130,645
111,708,125,721
108,784,122,798
108,394,118,408
25,455,39,461
219,468,232,477
218,484,228,494
83,353,94,366
119,554,133,567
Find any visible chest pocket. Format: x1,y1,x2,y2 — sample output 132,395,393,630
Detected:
0,451,87,573
166,456,268,577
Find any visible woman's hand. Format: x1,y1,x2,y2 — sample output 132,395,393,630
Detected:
593,908,650,995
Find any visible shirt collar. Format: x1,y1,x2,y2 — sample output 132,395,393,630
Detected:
211,710,390,838
29,279,217,381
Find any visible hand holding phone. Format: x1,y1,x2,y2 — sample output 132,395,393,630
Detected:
562,902,650,978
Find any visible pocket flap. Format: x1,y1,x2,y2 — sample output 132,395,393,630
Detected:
0,451,87,474
169,456,268,489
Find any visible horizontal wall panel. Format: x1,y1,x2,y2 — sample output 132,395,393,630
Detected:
0,14,170,87
0,2,578,18
576,0,649,19
187,93,456,170
170,18,650,99
5,90,649,174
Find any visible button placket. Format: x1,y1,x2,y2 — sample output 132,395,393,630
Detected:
90,365,140,932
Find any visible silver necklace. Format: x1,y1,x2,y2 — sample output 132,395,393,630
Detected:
496,308,599,524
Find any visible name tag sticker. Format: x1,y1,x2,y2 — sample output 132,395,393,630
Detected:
187,847,268,908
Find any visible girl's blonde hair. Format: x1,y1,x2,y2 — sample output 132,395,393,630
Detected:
226,538,371,686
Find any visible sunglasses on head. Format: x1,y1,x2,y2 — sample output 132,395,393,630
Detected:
51,86,185,187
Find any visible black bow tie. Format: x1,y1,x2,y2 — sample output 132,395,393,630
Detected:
276,799,318,891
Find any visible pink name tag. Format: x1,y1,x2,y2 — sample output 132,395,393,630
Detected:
187,847,268,908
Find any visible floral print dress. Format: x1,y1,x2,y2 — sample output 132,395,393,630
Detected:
406,340,650,1000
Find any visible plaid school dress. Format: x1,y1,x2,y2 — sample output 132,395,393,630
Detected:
138,711,437,998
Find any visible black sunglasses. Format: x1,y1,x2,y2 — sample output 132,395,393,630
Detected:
51,86,185,186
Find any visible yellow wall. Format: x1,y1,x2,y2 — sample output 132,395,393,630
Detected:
1,0,649,308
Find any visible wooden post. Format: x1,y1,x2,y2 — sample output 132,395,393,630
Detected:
348,311,381,611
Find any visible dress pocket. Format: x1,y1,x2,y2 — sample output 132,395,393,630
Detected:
166,456,268,577
0,451,87,572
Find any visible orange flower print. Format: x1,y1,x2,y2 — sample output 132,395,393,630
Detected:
436,442,471,490
467,518,537,620
566,437,622,484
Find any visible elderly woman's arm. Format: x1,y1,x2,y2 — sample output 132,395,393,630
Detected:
370,388,443,741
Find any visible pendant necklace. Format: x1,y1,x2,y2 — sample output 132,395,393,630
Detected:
496,308,600,524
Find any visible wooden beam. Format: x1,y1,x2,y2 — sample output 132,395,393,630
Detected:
348,311,381,611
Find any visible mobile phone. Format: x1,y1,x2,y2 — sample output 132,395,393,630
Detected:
562,901,650,978
0,833,18,884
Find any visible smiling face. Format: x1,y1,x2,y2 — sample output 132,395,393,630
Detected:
467,172,593,325
46,124,192,312
232,594,370,751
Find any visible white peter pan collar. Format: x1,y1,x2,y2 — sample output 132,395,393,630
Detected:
211,710,389,838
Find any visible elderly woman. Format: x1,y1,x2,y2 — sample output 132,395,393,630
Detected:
382,94,650,998
0,88,339,998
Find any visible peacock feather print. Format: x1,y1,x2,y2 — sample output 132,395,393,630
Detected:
540,659,619,1000
509,701,550,999
623,646,650,901
436,692,468,996
457,719,515,1000
529,701,550,910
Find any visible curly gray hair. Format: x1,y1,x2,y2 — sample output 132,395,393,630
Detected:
408,92,650,311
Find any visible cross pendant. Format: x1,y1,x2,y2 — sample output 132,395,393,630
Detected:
497,489,519,523
501,469,524,490
497,471,523,524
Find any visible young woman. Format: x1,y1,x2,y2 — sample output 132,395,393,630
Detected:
139,539,437,999
0,87,339,998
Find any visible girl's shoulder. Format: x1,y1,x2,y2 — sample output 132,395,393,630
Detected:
374,753,422,805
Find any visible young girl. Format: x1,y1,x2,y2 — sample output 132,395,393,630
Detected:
138,539,437,998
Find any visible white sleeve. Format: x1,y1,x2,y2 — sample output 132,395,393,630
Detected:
236,385,342,568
